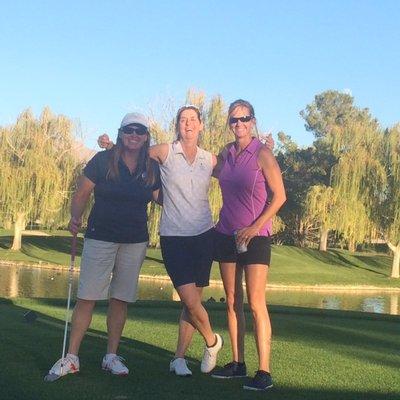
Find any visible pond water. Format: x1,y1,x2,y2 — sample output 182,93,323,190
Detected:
1,264,399,315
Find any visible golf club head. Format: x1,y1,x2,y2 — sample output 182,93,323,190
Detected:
44,372,62,382
23,310,38,323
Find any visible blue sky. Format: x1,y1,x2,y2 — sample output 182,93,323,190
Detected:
1,0,399,149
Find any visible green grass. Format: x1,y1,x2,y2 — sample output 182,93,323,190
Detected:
1,298,399,400
1,231,398,288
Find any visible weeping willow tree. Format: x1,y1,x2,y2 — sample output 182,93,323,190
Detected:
193,92,229,221
0,108,79,250
305,185,338,251
378,125,400,278
302,91,384,252
328,121,385,251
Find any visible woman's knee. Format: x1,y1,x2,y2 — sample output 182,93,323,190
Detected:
109,297,128,307
248,297,267,317
183,296,201,311
76,298,96,310
226,292,244,313
178,289,201,311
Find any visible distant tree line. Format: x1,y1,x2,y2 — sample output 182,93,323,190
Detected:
0,90,399,277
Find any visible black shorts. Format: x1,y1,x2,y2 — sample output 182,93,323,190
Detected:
213,230,271,266
160,228,214,288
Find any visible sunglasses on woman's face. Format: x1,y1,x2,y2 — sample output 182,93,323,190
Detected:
229,115,253,124
120,126,148,136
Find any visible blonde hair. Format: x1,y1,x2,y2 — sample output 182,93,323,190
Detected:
227,99,259,137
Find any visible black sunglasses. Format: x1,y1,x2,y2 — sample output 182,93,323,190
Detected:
120,125,148,136
229,115,253,124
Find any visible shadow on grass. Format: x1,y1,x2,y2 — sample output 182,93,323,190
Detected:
144,255,164,264
272,307,400,370
280,245,390,277
1,298,399,400
329,250,389,276
352,254,391,270
24,236,84,256
300,247,357,268
20,298,400,369
1,234,163,267
0,235,83,259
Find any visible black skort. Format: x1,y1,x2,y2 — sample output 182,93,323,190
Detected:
213,230,271,266
160,228,214,288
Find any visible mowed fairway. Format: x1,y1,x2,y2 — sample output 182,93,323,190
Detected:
1,298,399,400
1,231,399,288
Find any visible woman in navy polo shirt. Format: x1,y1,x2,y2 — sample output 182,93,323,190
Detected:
98,106,224,377
46,113,160,378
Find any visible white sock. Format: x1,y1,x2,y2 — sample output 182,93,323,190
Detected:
105,353,117,361
66,353,79,361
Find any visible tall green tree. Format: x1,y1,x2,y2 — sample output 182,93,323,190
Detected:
300,90,376,140
305,185,338,251
300,90,379,251
276,132,334,246
0,108,79,250
329,120,385,251
377,125,400,278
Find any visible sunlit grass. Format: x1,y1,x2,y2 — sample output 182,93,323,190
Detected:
1,298,399,400
1,231,398,287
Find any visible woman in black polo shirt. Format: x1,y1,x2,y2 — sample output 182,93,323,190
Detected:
46,113,160,378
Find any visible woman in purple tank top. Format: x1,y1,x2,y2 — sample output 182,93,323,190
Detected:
211,100,286,391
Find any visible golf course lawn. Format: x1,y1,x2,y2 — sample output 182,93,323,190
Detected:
1,231,399,288
1,298,399,400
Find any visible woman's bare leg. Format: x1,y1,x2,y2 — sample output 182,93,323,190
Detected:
244,265,271,372
219,262,245,362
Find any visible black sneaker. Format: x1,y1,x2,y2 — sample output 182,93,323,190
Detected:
211,361,247,379
243,370,273,391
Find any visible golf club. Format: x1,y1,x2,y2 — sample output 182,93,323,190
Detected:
44,234,77,382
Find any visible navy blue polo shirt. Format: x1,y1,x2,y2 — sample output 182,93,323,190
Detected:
83,150,160,243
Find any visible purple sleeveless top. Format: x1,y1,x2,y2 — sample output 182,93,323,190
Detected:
215,137,272,236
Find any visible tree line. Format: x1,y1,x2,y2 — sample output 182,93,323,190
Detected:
1,90,399,277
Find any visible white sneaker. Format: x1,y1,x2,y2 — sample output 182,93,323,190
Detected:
201,334,224,373
48,353,80,377
169,358,192,377
102,354,129,375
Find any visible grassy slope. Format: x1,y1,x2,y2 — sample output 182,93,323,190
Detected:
0,231,398,287
1,298,399,400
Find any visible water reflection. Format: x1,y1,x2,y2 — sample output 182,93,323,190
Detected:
321,297,341,310
362,297,385,314
1,264,399,316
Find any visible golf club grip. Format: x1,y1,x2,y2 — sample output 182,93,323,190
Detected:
70,234,77,264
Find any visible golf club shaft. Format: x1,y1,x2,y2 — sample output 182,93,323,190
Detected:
60,234,77,374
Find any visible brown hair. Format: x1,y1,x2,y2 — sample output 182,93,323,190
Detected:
107,134,156,186
175,105,202,140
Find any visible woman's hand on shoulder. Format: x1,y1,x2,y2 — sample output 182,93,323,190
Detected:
149,143,169,164
260,133,274,152
98,133,114,150
218,143,232,160
258,146,286,206
258,145,277,167
212,143,233,178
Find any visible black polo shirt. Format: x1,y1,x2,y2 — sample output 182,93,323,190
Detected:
83,150,160,243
